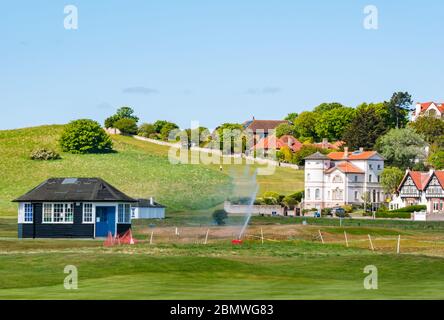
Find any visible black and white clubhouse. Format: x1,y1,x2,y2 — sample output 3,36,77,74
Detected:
14,178,138,239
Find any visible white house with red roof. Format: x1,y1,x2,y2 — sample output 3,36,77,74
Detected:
390,170,444,215
412,102,444,121
303,148,385,210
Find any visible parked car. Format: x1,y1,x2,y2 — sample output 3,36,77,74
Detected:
330,207,346,217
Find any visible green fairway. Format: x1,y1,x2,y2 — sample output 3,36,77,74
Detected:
0,241,443,299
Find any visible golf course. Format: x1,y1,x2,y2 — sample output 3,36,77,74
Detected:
1,125,444,299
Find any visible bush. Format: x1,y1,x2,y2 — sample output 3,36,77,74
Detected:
375,211,411,219
391,205,426,213
138,123,156,138
342,205,353,213
212,209,228,225
114,118,138,135
60,119,113,154
321,208,330,216
30,148,61,161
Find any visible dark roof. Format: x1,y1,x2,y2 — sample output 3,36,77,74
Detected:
245,120,289,132
13,178,136,202
133,198,166,208
304,152,330,160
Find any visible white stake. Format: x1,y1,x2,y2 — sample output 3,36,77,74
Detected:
318,230,324,244
397,235,401,254
204,229,209,245
344,231,349,247
149,231,153,245
175,227,179,236
261,228,264,245
368,234,374,251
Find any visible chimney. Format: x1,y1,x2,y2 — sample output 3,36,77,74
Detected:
150,197,154,205
359,147,364,153
344,147,349,159
288,137,293,147
322,138,328,148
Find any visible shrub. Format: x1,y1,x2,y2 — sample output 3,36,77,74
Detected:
391,205,426,213
60,119,113,154
321,208,330,216
114,118,138,135
342,205,353,213
375,211,411,219
138,123,156,138
212,209,228,225
30,148,61,161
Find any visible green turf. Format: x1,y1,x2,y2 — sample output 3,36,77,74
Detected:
0,241,443,299
0,125,304,217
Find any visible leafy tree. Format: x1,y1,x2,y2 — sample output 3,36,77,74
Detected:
104,106,139,128
342,106,388,150
114,118,138,135
380,167,405,194
428,150,444,170
277,145,293,163
315,107,356,141
182,127,210,147
214,123,245,153
410,116,444,145
153,120,169,133
115,106,139,122
292,145,328,166
313,102,345,114
384,92,413,128
138,123,156,138
376,127,427,169
160,122,180,141
212,209,228,225
275,123,296,138
284,112,299,123
282,191,303,209
293,112,318,140
60,119,113,154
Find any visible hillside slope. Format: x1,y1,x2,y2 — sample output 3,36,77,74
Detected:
0,125,232,216
0,125,304,217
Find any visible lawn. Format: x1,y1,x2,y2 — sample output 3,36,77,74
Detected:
0,125,304,217
0,240,443,299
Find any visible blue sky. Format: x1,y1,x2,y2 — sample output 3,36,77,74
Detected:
1,0,443,130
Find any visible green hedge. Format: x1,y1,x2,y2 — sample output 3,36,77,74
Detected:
390,205,426,213
376,212,411,219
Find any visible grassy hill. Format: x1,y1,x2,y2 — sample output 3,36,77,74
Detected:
0,125,304,217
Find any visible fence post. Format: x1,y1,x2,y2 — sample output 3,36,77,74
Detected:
261,228,264,245
318,230,324,244
368,234,374,251
149,231,153,245
397,235,401,254
344,231,349,247
204,229,209,245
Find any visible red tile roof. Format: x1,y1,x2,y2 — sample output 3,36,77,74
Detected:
416,102,444,115
328,151,378,160
246,120,289,132
325,161,364,174
398,170,444,191
313,140,345,150
253,135,302,152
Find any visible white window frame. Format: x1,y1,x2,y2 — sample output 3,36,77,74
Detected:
118,203,131,223
83,203,94,223
22,203,33,223
41,203,74,224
